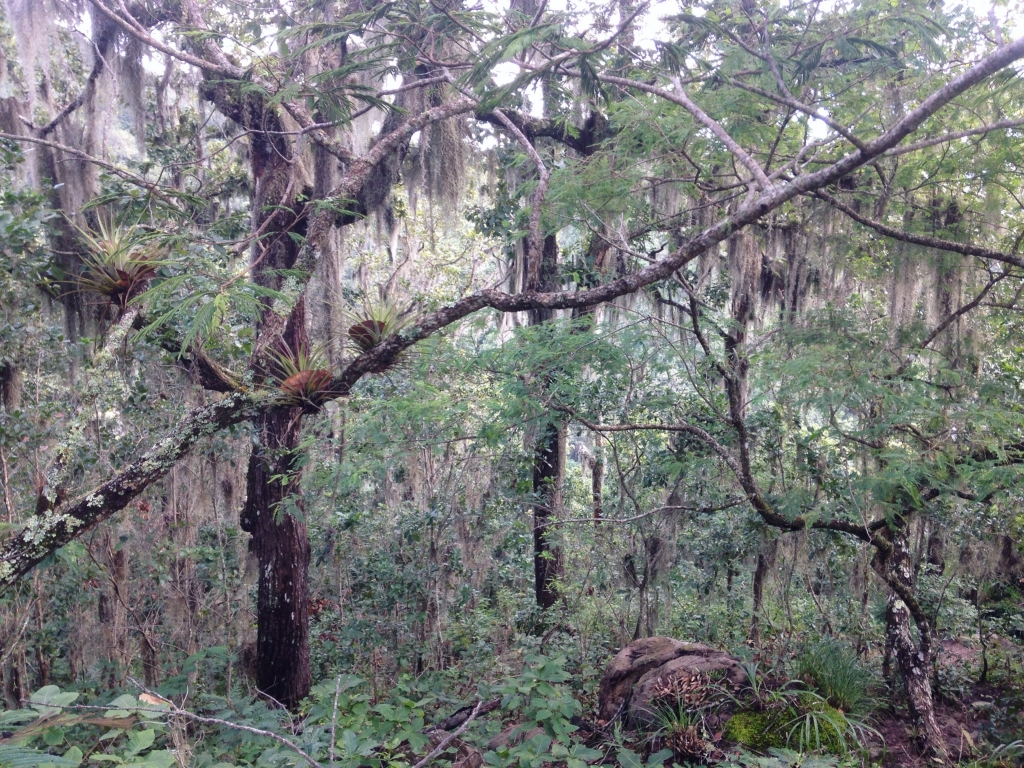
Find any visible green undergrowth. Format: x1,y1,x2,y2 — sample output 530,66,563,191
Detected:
722,698,869,756
0,656,605,768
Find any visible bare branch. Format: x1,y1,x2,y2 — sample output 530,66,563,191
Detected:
89,0,242,78
598,73,774,191
412,701,485,768
492,108,551,281
815,189,1024,269
884,116,1024,156
719,73,868,151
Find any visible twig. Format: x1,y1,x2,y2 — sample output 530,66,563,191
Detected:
0,132,180,208
815,189,1024,270
550,498,746,526
491,108,550,285
412,701,484,768
74,701,325,768
329,675,341,768
884,116,1024,156
597,74,773,191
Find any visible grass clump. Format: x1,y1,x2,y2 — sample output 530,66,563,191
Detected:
795,638,875,715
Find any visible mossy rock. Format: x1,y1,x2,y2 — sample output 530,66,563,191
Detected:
722,711,785,751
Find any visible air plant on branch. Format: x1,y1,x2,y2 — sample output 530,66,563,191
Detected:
344,295,419,373
270,340,335,411
74,219,166,310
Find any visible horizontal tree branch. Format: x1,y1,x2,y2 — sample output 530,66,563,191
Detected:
883,116,1024,156
0,392,267,589
0,132,181,208
815,189,1024,269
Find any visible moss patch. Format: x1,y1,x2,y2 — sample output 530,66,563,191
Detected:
724,703,852,755
722,711,785,751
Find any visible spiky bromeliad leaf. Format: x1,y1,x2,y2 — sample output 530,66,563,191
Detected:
74,220,170,307
270,340,333,408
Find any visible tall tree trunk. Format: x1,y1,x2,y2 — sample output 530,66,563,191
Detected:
873,524,950,763
529,233,565,610
241,399,311,708
238,111,313,708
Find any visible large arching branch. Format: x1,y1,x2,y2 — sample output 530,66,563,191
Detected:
3,34,1024,591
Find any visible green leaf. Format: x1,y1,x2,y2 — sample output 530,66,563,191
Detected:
646,749,674,767
42,727,64,747
125,750,175,768
0,746,82,768
125,729,156,756
616,748,643,768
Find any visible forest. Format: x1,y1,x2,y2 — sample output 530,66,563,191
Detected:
1,0,1024,766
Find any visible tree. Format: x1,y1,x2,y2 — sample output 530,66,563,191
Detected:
0,0,1022,745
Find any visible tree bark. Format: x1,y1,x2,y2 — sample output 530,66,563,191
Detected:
239,114,313,705
529,233,565,610
873,525,950,763
241,402,311,708
749,539,775,646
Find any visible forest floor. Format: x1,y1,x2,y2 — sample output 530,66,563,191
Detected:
869,639,1021,767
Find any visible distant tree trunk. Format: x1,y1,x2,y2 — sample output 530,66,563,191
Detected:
2,649,26,708
926,529,945,573
532,419,565,610
591,434,604,525
34,590,49,688
98,539,129,688
0,363,21,412
749,539,775,646
873,523,949,763
529,234,565,610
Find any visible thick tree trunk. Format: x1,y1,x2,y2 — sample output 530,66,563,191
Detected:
227,91,315,704
873,525,950,763
241,399,311,708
